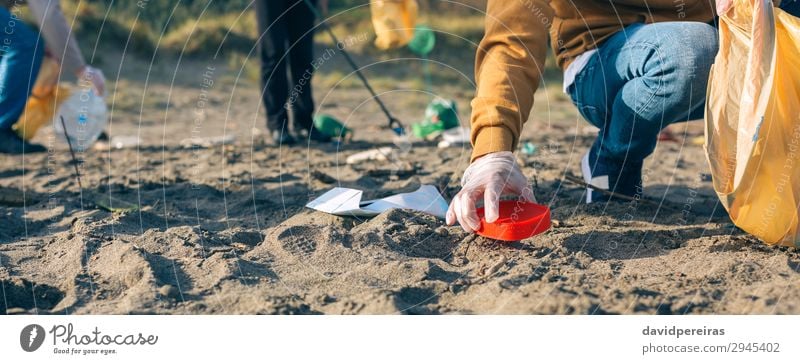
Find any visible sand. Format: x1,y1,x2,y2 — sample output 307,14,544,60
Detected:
2,55,800,315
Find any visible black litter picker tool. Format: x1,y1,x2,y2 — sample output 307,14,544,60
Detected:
301,0,406,137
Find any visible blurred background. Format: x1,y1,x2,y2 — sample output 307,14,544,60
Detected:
47,0,563,89
10,0,566,147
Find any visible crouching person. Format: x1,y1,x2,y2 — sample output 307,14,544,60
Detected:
447,0,719,231
0,0,104,155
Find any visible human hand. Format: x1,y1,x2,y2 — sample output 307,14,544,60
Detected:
446,151,536,233
77,65,106,96
717,0,733,14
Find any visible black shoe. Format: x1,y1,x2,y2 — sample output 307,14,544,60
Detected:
0,129,46,154
271,130,296,146
93,131,110,151
304,126,332,143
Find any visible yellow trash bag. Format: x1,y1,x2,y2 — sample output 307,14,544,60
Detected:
12,58,71,140
705,0,800,246
370,0,418,50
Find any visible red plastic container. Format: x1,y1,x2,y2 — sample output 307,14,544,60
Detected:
475,201,551,241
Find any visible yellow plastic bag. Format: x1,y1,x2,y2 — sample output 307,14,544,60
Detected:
12,58,71,140
370,0,418,50
705,0,800,246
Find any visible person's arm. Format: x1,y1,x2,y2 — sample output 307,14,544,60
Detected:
447,0,553,232
28,0,104,95
27,0,85,74
470,0,552,161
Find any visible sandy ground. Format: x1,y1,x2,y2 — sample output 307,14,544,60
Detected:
2,53,800,315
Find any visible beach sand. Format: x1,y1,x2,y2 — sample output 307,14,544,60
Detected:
2,57,800,315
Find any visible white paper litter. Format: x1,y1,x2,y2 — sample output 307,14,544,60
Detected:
437,126,471,148
180,134,236,148
110,135,140,149
305,185,448,219
345,147,394,164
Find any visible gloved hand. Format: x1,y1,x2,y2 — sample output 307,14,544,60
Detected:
716,0,733,14
446,151,536,232
77,65,106,96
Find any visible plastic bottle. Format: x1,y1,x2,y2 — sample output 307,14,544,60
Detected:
313,114,352,139
411,98,459,139
53,87,107,152
408,25,435,56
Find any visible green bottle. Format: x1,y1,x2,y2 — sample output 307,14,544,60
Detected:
408,26,435,56
411,98,459,139
313,114,352,139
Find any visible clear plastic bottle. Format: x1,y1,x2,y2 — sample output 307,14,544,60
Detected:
53,87,107,152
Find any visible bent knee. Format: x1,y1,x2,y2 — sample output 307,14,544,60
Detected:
667,23,718,76
648,23,717,101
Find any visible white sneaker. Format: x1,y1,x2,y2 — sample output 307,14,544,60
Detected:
581,151,609,204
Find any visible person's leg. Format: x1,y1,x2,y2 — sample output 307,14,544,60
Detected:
0,6,46,154
568,22,717,201
0,7,43,131
256,0,293,142
285,0,319,135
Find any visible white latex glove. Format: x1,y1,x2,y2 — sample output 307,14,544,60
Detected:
77,65,106,96
717,0,733,14
446,151,536,233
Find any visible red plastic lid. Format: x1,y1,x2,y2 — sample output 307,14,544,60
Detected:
475,200,551,242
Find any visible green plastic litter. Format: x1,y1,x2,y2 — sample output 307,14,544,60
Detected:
408,25,435,56
411,121,444,140
313,114,352,139
95,195,139,213
411,98,459,139
521,142,538,155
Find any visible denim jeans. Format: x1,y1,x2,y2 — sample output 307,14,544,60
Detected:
0,6,43,131
567,22,718,167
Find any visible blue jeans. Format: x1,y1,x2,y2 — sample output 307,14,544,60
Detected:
568,22,718,167
0,7,43,131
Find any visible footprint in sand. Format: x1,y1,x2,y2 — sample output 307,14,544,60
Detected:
277,226,319,257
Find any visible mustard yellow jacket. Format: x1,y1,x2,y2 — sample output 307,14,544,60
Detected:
470,0,716,160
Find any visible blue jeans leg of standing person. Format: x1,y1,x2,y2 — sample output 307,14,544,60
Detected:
567,22,718,202
0,6,43,131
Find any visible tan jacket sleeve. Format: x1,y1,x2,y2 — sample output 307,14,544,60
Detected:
28,0,86,74
470,0,553,161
